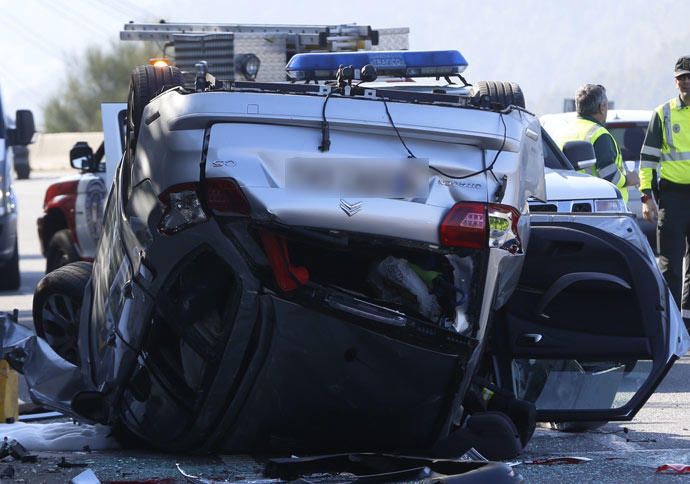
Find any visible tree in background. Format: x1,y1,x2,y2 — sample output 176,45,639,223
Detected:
43,42,156,132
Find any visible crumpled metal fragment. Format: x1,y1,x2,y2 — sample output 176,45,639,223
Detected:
0,312,92,420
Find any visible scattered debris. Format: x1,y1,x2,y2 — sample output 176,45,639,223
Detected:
0,421,118,451
616,427,657,443
176,464,235,484
0,464,14,479
0,437,37,462
459,447,488,461
18,411,64,422
57,456,89,468
70,468,101,484
656,464,690,474
264,453,521,482
523,456,592,465
107,478,176,484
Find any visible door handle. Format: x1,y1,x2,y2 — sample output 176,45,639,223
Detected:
517,333,543,346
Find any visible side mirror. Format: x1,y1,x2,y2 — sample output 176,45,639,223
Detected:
7,110,35,146
70,142,94,171
562,140,596,171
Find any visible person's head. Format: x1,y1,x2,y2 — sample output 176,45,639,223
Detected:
674,55,690,102
575,84,608,123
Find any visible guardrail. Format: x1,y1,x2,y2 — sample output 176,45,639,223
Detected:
26,132,103,172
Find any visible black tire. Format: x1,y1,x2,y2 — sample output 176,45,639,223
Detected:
46,229,79,273
127,65,183,150
472,81,525,109
32,261,92,365
0,240,20,291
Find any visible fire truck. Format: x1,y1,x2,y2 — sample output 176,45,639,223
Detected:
37,22,410,273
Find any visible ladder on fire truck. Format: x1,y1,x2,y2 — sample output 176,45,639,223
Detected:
120,22,410,82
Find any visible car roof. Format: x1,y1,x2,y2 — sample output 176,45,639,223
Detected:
606,109,653,123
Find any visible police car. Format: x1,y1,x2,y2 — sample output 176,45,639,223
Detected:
5,51,687,458
541,109,656,248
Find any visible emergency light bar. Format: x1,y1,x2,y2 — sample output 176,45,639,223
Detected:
285,50,468,81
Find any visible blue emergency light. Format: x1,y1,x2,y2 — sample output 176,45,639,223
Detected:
285,50,468,81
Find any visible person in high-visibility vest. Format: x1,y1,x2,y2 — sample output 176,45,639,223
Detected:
551,84,639,204
640,55,690,327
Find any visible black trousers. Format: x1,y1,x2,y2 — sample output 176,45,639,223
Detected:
657,180,690,317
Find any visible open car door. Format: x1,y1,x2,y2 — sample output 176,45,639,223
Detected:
491,213,689,424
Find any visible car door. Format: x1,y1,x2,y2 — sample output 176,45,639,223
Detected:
491,213,689,423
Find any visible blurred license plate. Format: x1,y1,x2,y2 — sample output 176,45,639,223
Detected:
285,156,428,198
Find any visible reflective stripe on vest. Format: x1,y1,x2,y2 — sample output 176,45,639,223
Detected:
552,117,628,202
656,98,690,185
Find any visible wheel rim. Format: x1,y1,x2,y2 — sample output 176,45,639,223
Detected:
41,293,80,364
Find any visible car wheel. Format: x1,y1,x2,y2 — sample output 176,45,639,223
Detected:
46,229,79,273
32,261,92,365
0,240,20,291
472,81,526,109
127,65,183,149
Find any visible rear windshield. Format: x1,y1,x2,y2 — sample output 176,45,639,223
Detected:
607,122,648,161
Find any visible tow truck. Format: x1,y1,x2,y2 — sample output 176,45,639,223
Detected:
36,22,409,273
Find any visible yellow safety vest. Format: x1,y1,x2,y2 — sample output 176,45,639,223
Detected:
552,117,628,203
652,98,690,185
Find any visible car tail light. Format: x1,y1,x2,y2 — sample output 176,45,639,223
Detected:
204,178,250,216
158,183,207,234
440,202,522,254
440,202,487,249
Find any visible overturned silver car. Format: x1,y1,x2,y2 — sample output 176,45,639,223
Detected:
5,51,688,456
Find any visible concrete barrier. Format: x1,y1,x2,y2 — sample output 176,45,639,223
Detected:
27,132,103,172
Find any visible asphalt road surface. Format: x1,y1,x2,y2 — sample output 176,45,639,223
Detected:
2,172,690,483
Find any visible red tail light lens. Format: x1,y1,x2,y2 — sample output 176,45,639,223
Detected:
204,178,250,216
440,202,487,249
440,202,522,254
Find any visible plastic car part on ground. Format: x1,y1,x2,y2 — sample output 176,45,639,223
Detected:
0,313,92,419
262,452,521,483
656,464,690,474
0,422,118,451
523,456,592,465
